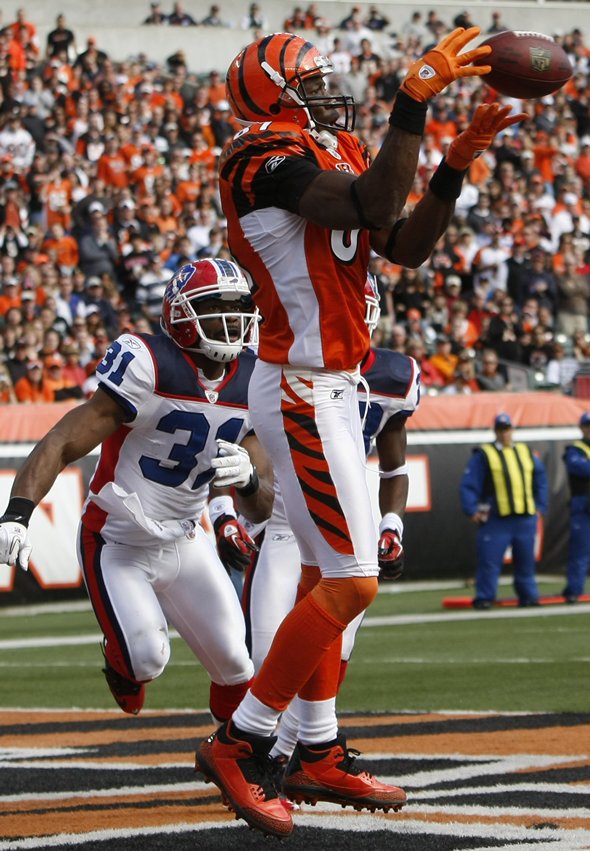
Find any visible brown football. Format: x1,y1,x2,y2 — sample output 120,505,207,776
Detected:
474,30,573,99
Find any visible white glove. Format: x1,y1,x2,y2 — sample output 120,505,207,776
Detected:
211,439,254,489
0,521,32,571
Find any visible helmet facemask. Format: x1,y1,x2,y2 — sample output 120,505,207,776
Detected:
166,293,259,362
364,275,381,335
275,65,356,133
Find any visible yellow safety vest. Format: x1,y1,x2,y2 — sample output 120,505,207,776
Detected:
480,443,536,516
573,440,590,459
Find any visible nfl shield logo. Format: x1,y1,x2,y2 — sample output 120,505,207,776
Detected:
529,47,551,73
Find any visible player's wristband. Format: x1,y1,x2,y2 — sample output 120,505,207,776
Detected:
389,90,428,136
208,495,236,527
428,158,467,201
379,511,404,538
379,463,409,479
1,497,35,527
236,466,259,498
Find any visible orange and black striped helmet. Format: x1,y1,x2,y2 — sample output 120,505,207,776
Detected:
226,32,355,132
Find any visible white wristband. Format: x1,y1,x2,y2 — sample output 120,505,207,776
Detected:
379,512,403,539
208,495,236,526
379,463,409,479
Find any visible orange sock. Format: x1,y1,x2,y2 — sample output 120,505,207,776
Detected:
296,574,369,702
251,592,346,712
299,631,342,701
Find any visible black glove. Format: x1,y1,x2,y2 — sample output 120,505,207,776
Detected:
378,528,404,581
213,513,258,573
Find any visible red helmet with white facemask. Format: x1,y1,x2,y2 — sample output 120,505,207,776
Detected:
160,259,259,362
364,274,381,335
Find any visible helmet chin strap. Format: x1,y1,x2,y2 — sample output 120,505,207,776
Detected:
309,127,338,149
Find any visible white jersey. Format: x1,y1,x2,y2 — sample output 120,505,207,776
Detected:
82,332,256,545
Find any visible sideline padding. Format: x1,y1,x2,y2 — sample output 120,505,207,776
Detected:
1,391,588,443
443,594,590,608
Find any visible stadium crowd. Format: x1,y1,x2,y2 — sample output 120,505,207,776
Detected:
1,3,590,403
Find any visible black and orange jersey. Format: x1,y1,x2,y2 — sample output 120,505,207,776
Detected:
219,121,372,370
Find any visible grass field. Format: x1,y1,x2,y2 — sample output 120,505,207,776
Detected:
2,577,589,714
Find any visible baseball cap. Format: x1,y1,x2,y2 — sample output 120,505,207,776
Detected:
445,274,462,288
580,412,590,426
407,308,421,321
85,276,102,289
88,201,105,215
494,413,513,429
26,360,42,371
45,354,64,368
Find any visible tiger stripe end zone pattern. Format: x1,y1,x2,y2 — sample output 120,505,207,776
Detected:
1,710,589,850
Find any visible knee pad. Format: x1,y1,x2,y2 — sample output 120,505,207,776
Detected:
130,630,171,682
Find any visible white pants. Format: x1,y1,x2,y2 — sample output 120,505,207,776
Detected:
248,360,379,578
78,522,254,686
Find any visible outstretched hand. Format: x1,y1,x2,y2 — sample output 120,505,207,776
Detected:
400,27,492,103
446,103,528,171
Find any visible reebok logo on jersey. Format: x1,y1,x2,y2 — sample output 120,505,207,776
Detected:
418,64,436,80
123,337,141,348
265,155,286,174
330,389,344,400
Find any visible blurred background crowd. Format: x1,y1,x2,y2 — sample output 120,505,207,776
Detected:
1,2,590,403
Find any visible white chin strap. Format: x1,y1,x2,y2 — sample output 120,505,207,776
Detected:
198,339,242,362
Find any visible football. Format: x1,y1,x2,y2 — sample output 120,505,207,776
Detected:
474,30,573,99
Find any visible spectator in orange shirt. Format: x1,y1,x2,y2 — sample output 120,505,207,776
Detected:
43,168,73,230
41,222,79,270
43,353,84,400
425,104,458,148
205,69,226,106
0,277,22,315
96,135,129,190
131,145,165,199
14,359,54,402
7,9,39,51
430,335,459,386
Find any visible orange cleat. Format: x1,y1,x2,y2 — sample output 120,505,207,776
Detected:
282,734,407,811
195,720,294,837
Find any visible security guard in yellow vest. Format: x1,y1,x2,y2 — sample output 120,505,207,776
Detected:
460,413,549,609
562,411,590,602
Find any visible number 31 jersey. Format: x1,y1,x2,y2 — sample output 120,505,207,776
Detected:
82,333,255,544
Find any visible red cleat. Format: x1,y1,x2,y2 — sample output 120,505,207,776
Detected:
195,720,294,837
102,661,145,715
282,734,407,811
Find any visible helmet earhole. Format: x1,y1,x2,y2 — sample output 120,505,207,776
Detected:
269,103,281,115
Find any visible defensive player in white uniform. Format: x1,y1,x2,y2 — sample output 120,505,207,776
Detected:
240,289,421,783
0,258,272,722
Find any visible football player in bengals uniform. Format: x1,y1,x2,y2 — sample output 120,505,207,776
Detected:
0,259,271,725
241,284,420,794
195,30,525,837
